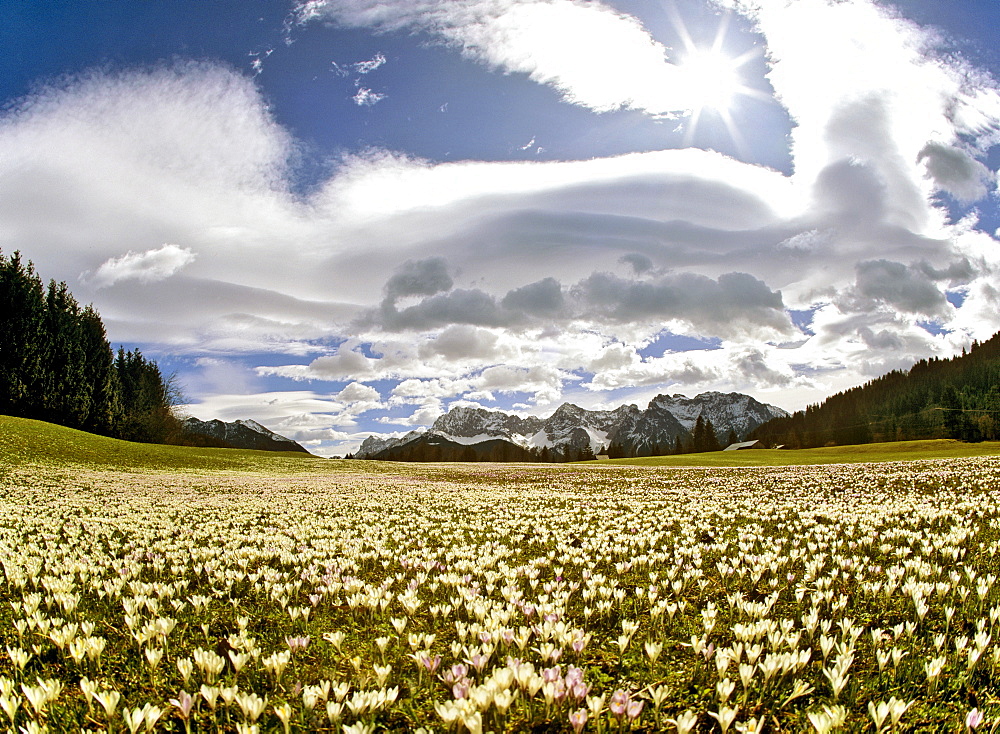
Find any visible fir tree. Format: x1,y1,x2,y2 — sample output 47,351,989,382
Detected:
41,280,90,427
705,419,722,451
0,250,47,418
692,415,708,452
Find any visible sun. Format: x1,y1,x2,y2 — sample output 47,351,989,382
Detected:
677,47,742,113
665,8,768,154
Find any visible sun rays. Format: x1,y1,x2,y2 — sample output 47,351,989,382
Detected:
666,4,772,155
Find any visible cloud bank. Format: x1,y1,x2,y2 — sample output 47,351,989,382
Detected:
4,0,1000,454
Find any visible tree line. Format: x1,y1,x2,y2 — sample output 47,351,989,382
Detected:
751,331,1000,448
0,250,180,443
605,415,730,458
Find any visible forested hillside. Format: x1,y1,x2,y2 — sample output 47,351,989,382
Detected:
0,250,179,443
752,332,1000,448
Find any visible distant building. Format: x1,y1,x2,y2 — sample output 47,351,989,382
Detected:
596,453,611,461
724,439,763,451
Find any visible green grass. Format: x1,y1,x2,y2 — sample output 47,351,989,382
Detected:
585,438,1000,467
5,414,1000,475
0,415,333,473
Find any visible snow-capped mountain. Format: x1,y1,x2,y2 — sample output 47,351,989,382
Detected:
355,392,787,459
355,430,423,457
431,407,544,444
648,392,791,440
182,417,310,453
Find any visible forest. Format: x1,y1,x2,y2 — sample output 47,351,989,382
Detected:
0,249,180,443
751,332,1000,448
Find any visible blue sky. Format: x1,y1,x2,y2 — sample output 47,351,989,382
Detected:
4,0,1000,455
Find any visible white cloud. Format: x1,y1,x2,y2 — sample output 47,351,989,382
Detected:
87,244,195,287
295,0,709,115
352,87,386,106
352,52,387,74
336,381,381,403
5,1,1000,447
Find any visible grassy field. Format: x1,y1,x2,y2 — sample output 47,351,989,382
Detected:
587,439,1000,467
0,415,332,473
5,414,1000,474
5,416,1000,732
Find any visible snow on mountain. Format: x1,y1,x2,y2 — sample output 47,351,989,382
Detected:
649,392,789,439
355,430,422,457
431,406,543,442
354,392,787,458
182,417,310,453
237,419,290,442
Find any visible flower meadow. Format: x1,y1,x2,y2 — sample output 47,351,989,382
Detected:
3,457,1000,732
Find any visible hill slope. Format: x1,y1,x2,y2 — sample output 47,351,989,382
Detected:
0,415,325,472
752,331,1000,448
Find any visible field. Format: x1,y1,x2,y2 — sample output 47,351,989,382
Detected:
4,418,1000,732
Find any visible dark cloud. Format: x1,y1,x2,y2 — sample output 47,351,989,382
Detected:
918,142,990,202
619,253,654,275
501,277,564,314
918,257,975,286
858,326,904,351
383,257,453,300
854,259,948,316
571,270,790,333
369,267,792,338
734,348,791,387
381,288,508,330
417,325,501,360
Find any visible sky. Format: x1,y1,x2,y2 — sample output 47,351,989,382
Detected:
4,0,1000,456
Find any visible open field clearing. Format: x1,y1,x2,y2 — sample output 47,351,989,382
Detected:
590,441,1000,468
5,421,1000,731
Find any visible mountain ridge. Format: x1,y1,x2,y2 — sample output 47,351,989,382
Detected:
181,417,311,454
356,391,787,460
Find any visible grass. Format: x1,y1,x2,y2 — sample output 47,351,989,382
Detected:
583,438,1000,467
5,414,1000,731
0,415,332,473
4,415,1000,474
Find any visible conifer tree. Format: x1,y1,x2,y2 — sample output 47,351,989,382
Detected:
78,306,123,434
0,250,179,442
692,415,708,452
41,280,90,427
0,250,47,418
705,419,722,451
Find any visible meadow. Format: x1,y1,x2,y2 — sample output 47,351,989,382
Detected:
3,417,1000,732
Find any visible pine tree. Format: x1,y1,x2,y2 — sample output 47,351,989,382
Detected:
940,385,963,440
78,306,123,435
705,419,722,451
0,250,47,418
41,280,90,427
693,415,708,452
115,348,178,443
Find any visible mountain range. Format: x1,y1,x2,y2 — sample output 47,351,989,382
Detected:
181,417,310,454
355,391,787,460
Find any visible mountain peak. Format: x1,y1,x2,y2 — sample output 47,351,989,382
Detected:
182,417,310,454
355,391,786,459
